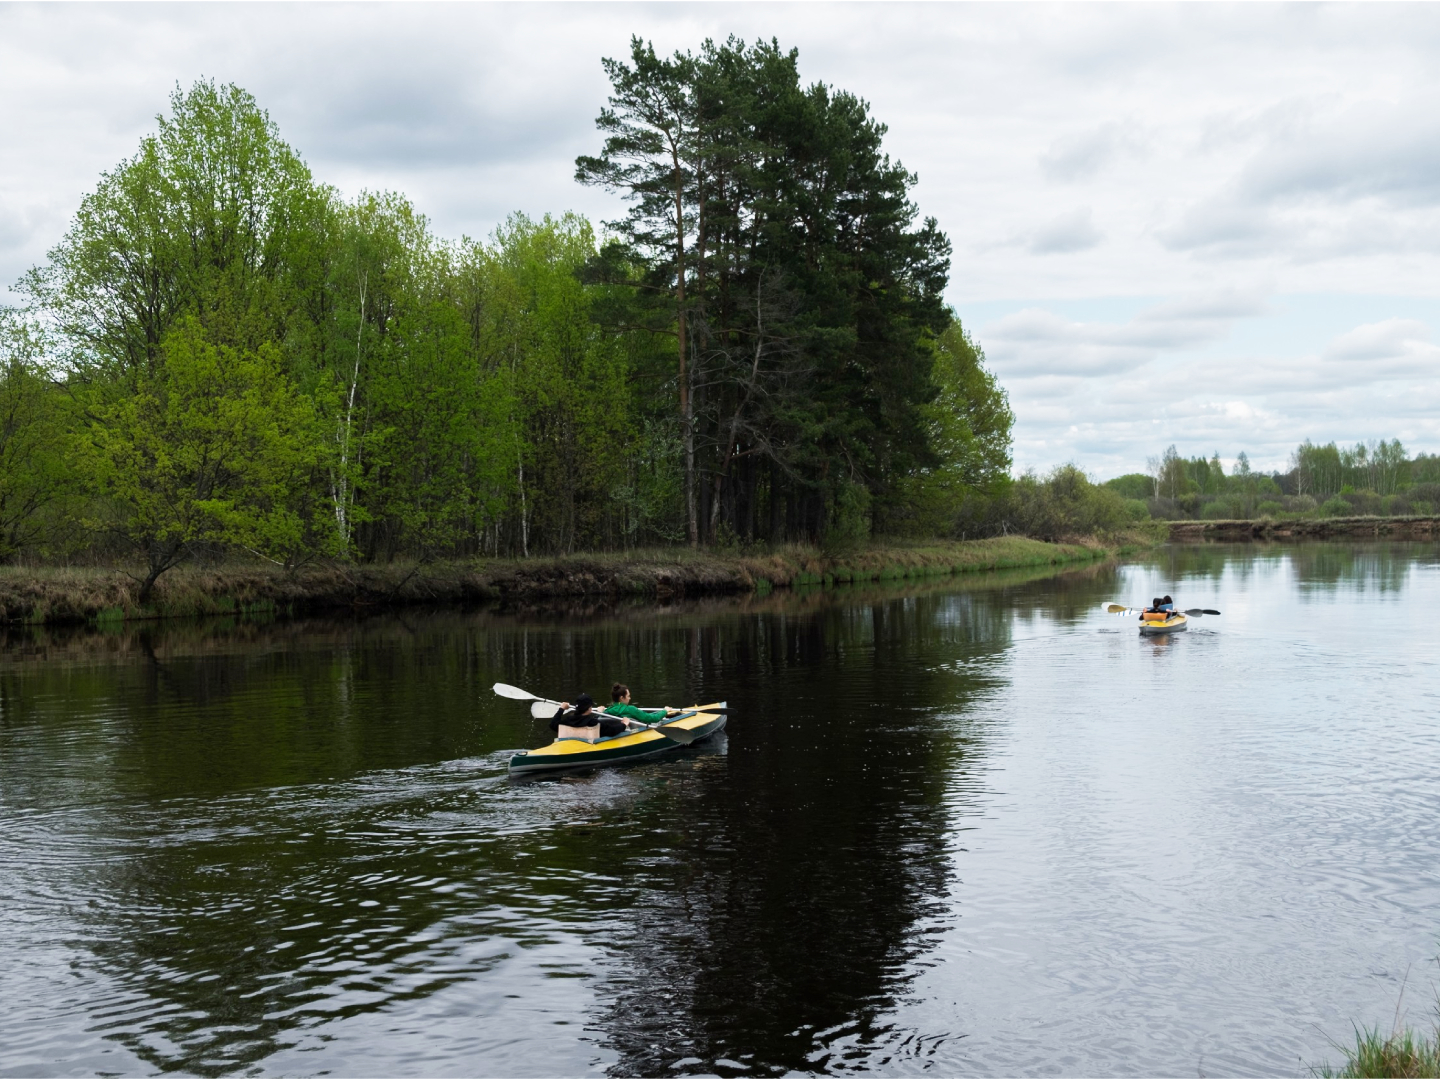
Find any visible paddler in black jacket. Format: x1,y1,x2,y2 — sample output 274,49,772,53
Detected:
550,693,629,742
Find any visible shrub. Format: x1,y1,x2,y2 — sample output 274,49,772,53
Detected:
1200,500,1229,519
1146,496,1182,520
1286,494,1318,514
1122,498,1150,521
1256,500,1284,518
1410,482,1440,507
1105,473,1154,499
1320,496,1352,518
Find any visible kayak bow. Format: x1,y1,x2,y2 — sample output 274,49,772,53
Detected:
507,702,728,774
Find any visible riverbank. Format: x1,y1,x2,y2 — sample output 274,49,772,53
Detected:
0,536,1125,626
1169,514,1440,542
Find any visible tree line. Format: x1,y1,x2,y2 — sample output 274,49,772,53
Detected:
0,40,1014,596
1104,441,1440,520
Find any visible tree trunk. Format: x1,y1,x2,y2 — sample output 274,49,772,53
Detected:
673,150,697,548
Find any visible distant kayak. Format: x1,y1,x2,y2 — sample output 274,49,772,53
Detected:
1139,613,1187,635
508,702,728,774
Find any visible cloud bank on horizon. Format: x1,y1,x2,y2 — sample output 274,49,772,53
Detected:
2,2,1437,478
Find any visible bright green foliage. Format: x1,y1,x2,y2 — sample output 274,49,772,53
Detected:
469,215,632,555
885,320,1013,536
80,319,333,598
1105,473,1154,500
20,80,327,375
0,311,80,560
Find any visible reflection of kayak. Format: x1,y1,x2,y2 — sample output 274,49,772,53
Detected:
1139,613,1188,635
507,703,728,774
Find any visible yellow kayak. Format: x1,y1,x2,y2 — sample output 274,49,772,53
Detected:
1139,613,1188,635
508,702,728,774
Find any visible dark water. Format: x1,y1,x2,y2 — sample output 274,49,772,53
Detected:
2,544,1438,1078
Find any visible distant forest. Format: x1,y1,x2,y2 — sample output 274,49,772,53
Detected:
1105,441,1440,521
0,38,1017,593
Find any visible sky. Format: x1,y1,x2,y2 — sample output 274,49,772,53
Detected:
3,2,1439,478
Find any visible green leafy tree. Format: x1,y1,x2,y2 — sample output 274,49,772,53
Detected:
20,80,328,377
81,318,333,600
0,311,79,560
885,320,1013,535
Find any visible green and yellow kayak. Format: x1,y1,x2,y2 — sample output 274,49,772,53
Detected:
508,702,728,774
1139,613,1188,635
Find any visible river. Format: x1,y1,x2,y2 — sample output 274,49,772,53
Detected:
2,543,1437,1078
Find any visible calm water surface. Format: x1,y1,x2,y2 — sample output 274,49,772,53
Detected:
2,543,1438,1078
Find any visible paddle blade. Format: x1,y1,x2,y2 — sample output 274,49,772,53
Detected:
493,682,536,701
1182,609,1204,617
1105,603,1131,613
652,722,703,745
1203,609,1221,615
530,701,558,718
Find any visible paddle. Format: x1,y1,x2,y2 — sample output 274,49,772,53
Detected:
1104,604,1221,616
526,699,732,719
493,682,562,707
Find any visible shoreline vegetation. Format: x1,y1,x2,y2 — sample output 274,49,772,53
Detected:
1169,514,1440,542
1320,1021,1440,1078
0,536,1130,627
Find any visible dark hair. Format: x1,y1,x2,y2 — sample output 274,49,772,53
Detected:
573,693,595,713
612,682,629,703
1152,597,1162,608
1162,595,1173,605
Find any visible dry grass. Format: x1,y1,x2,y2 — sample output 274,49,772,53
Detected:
0,535,1128,626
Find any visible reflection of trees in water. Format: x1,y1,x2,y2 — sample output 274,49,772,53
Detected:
1135,541,1424,597
1286,543,1416,594
588,593,1006,1076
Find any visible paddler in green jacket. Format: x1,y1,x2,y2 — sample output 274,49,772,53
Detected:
602,683,680,724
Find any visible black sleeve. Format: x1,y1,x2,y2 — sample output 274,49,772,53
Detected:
549,708,568,734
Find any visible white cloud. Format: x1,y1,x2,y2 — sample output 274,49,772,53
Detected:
1027,208,1102,254
1322,318,1437,363
1039,122,1146,183
982,289,1265,377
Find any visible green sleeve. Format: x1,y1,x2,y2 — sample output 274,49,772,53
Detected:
604,702,666,722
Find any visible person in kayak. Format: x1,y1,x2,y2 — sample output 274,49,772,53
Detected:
604,683,680,724
550,693,631,742
1159,595,1175,612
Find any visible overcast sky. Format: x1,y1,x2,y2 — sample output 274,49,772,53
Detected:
4,2,1439,477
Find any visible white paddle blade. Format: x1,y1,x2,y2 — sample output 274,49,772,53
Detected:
492,682,536,701
652,722,703,745
530,701,558,718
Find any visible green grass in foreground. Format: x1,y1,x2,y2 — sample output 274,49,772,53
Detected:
1318,1024,1440,1078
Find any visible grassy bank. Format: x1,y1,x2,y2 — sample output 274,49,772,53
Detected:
1170,515,1440,542
1319,1023,1440,1078
0,535,1133,627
